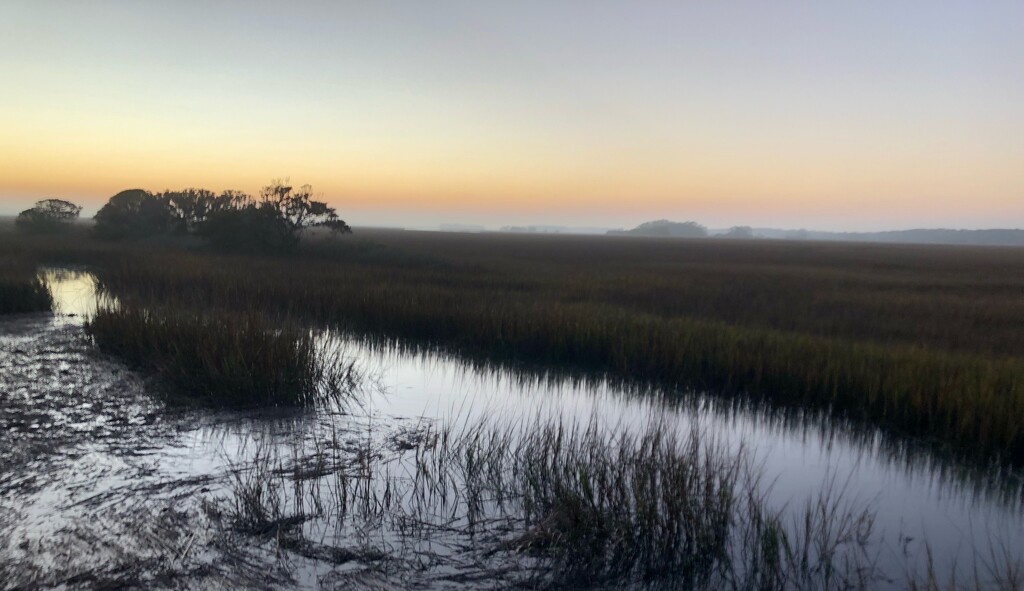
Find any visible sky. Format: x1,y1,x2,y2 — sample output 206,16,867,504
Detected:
1,1,1022,231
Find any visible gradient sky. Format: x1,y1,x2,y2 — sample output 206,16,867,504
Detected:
1,1,1022,230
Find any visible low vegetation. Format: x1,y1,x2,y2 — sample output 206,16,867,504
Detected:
229,417,888,590
85,305,356,407
7,225,1024,463
0,258,52,314
226,412,1024,589
75,232,1024,465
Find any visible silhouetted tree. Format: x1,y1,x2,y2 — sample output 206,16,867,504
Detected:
197,203,296,254
258,181,352,236
193,182,350,253
163,188,251,233
93,189,175,240
92,181,351,251
15,199,82,233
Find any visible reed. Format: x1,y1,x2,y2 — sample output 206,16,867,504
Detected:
0,258,52,314
85,305,357,407
906,544,1023,591
227,416,886,589
8,228,1024,463
88,244,1024,465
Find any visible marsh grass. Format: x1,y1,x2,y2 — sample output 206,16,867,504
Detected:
85,305,357,407
10,229,1024,463
225,415,1024,589
0,259,52,314
906,544,1024,591
225,416,893,590
87,247,1024,465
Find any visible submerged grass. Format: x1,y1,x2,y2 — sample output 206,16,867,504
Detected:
907,546,1024,591
227,416,890,590
441,419,743,587
85,305,357,407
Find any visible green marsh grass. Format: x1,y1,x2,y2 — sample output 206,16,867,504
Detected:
85,305,357,407
87,239,1024,465
8,228,1024,463
0,258,52,314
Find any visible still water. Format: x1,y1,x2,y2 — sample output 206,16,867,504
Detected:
0,268,1020,588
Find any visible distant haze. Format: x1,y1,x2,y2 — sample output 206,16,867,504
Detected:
1,1,1022,231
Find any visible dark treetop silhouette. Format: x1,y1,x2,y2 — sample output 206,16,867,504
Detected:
15,199,83,234
93,181,351,252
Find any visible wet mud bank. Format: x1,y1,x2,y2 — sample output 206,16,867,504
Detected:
0,316,314,589
0,314,499,590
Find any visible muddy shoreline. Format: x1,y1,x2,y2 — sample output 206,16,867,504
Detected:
0,315,526,590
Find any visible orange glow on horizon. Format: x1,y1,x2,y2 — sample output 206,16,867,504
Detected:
2,1,1022,229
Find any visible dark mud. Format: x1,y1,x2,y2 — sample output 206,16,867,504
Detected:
1,315,247,588
0,316,374,590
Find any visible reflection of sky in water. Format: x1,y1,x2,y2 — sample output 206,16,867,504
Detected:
329,338,1024,579
41,267,103,321
39,270,1024,583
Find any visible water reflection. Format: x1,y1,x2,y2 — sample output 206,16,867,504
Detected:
40,266,103,321
337,334,1024,506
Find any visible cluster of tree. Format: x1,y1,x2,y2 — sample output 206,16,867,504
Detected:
15,199,83,233
609,219,708,238
719,226,755,239
93,182,351,252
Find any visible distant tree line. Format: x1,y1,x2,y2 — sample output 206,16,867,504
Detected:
93,181,351,252
720,226,754,239
607,221,757,240
609,219,709,238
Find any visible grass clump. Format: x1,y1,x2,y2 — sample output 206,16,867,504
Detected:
228,417,885,589
494,421,740,587
0,259,52,314
433,420,880,589
85,306,355,407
